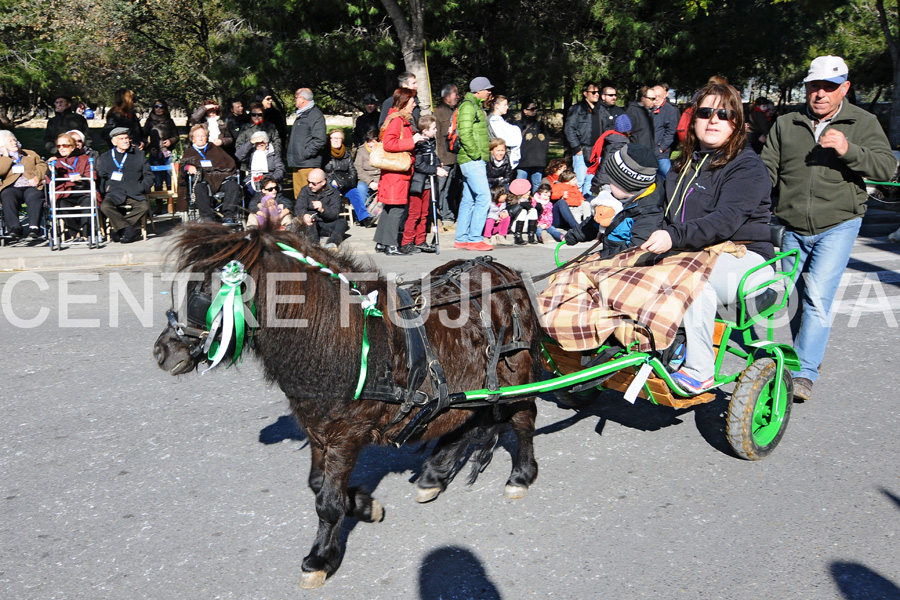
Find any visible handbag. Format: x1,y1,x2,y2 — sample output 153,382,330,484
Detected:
370,112,412,172
369,141,411,172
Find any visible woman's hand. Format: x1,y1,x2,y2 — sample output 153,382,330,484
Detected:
641,230,673,254
413,133,426,143
70,173,81,182
211,138,223,146
161,139,171,148
370,181,379,191
186,165,198,176
437,166,448,177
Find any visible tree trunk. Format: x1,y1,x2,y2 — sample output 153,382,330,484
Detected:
876,0,900,148
380,0,434,115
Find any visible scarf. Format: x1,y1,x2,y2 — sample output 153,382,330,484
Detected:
331,144,347,159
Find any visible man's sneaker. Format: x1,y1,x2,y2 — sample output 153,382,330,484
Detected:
27,226,41,238
454,241,469,250
792,377,813,402
467,240,493,251
671,369,714,395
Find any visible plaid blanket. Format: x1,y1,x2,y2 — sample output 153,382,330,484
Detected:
538,242,744,351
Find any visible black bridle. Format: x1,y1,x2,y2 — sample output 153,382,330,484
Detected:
164,285,217,360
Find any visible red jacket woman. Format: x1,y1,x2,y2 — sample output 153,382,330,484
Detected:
376,109,416,205
373,88,425,255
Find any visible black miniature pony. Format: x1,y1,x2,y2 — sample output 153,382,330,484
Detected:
153,223,541,588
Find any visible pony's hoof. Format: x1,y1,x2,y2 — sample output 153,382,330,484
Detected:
299,570,327,589
370,499,385,522
504,484,528,499
415,486,442,503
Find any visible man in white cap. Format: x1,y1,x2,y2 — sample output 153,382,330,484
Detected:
761,55,895,401
454,76,495,251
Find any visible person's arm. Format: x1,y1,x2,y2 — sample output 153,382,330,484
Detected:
270,153,285,183
457,100,479,157
563,104,581,150
382,117,415,152
305,111,327,159
836,116,897,182
235,141,253,163
760,118,782,188
217,119,234,147
319,188,342,221
139,157,153,194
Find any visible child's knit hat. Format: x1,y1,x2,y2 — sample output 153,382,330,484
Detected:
605,144,658,194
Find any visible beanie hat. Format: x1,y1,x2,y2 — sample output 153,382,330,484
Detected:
614,114,632,134
605,144,658,194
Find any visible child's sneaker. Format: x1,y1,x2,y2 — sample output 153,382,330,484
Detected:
671,369,714,395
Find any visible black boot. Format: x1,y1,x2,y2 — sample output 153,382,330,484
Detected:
527,220,538,244
513,221,526,245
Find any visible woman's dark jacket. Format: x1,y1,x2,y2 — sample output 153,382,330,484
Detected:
517,115,550,169
663,148,774,260
323,149,358,193
141,112,179,152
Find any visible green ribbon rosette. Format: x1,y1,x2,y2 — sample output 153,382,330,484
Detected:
204,260,250,373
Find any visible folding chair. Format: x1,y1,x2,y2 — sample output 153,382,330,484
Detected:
148,162,179,215
48,157,103,250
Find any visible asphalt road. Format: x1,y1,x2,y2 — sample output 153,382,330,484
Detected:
1,238,899,600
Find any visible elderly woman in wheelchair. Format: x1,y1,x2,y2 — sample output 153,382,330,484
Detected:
179,124,242,224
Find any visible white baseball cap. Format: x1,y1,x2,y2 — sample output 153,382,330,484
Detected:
803,56,849,84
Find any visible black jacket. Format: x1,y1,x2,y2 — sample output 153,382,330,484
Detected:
486,154,513,189
653,101,680,159
323,150,358,193
44,110,90,155
410,137,440,195
96,148,153,205
566,178,666,258
287,106,327,169
295,183,343,223
564,99,600,152
516,116,550,169
664,148,774,260
625,102,655,149
352,111,381,146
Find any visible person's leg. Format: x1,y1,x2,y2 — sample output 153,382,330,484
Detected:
497,215,511,236
292,168,311,199
193,182,217,220
347,185,370,221
218,179,242,221
528,167,542,192
23,187,43,229
455,161,478,243
100,200,129,232
547,225,564,241
124,199,150,230
465,163,492,244
572,152,587,191
1,187,22,234
322,219,349,246
401,194,424,246
516,168,528,181
581,173,594,197
552,200,580,229
373,205,404,247
785,218,861,382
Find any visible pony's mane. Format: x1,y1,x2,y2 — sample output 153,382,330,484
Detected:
168,223,376,286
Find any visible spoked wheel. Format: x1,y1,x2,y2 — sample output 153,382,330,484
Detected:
727,357,793,460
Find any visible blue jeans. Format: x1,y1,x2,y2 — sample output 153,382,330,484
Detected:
781,217,862,382
572,152,593,195
456,160,491,243
516,167,544,192
657,157,671,178
551,200,580,229
537,225,563,242
346,184,370,221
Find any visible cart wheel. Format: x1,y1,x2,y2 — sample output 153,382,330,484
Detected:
727,357,793,460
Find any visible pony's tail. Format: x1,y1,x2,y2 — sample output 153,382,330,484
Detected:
466,424,502,485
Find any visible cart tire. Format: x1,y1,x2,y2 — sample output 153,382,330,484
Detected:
727,357,792,460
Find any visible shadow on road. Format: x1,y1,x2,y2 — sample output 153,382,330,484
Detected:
419,545,501,600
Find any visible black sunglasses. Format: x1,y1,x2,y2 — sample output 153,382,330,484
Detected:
250,112,263,117
154,104,165,109
263,186,277,192
696,107,733,120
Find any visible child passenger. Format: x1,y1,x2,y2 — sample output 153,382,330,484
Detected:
533,183,563,243
564,144,664,259
507,178,539,245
